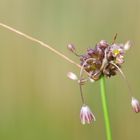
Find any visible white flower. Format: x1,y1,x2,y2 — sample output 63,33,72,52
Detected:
131,97,140,113
67,72,78,80
80,105,96,124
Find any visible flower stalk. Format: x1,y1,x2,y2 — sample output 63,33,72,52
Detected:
100,76,112,140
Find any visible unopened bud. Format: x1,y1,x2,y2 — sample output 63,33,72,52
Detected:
99,40,109,48
124,41,131,51
67,72,78,80
67,44,76,53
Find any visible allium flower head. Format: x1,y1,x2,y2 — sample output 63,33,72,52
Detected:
67,36,139,124
80,105,96,125
80,40,130,80
131,97,140,113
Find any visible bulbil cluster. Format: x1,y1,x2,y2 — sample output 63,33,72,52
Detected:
80,40,128,81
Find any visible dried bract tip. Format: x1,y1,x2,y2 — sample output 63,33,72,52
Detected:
67,44,76,53
67,72,78,80
131,97,140,113
80,105,96,125
124,41,132,51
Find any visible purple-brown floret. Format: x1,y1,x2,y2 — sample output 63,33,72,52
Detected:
80,40,128,80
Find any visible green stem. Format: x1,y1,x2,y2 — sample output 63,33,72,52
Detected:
100,76,112,140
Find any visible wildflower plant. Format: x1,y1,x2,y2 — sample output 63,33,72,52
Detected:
67,34,140,128
0,22,139,140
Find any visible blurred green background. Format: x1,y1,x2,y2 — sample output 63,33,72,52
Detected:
0,0,140,140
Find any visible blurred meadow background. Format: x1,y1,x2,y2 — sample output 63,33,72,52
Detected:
0,0,140,140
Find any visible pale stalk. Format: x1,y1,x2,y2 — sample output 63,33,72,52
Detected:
0,22,81,68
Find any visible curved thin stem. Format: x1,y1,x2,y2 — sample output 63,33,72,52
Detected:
0,22,81,68
100,76,112,140
110,62,132,97
79,84,85,104
0,22,95,78
78,58,96,105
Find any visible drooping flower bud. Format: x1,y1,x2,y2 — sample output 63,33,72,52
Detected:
131,97,140,113
80,105,96,124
